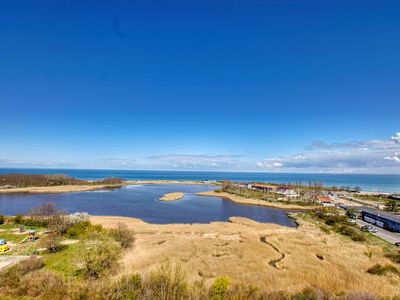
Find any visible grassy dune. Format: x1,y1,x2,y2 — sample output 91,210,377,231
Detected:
91,215,400,297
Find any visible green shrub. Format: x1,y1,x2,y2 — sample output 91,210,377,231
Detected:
109,222,135,249
337,225,366,242
210,276,230,300
13,214,23,224
367,263,400,276
112,274,143,299
0,215,4,225
66,221,104,239
144,264,189,300
81,240,121,278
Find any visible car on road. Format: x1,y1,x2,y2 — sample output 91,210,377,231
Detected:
361,225,372,232
368,228,378,233
348,219,356,224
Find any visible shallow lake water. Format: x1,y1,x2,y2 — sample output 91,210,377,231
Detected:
0,184,296,227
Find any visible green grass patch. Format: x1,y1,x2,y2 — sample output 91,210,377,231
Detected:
42,243,83,278
0,232,29,243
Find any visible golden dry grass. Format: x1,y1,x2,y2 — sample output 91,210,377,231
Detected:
91,215,400,297
159,192,184,201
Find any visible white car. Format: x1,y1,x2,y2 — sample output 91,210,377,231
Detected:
368,228,378,233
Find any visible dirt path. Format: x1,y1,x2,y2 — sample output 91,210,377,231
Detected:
260,236,285,269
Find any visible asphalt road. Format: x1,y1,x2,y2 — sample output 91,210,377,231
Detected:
356,219,400,245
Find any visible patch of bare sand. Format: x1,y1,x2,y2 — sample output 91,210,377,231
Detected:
91,215,400,297
197,191,319,210
0,185,115,194
159,192,184,201
126,180,209,185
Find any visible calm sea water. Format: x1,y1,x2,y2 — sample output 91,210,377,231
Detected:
0,184,296,227
0,168,399,193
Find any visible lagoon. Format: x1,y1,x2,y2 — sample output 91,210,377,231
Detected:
0,184,296,227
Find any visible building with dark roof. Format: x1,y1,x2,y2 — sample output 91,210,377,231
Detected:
361,208,400,233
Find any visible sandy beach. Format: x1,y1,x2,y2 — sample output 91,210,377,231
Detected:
91,215,400,296
159,192,184,201
126,180,214,185
197,190,319,210
0,184,121,194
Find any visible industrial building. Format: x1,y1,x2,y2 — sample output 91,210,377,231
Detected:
361,208,400,233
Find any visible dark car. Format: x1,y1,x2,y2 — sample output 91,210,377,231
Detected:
361,225,372,232
395,242,400,247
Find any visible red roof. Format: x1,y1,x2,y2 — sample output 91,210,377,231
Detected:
318,196,332,203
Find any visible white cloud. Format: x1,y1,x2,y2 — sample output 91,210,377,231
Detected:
385,152,400,163
257,133,400,173
146,154,246,170
392,132,400,144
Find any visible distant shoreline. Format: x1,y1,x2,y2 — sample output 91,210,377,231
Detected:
0,184,121,194
0,180,214,194
196,190,318,211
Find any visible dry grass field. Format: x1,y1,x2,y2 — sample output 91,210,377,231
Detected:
91,215,400,297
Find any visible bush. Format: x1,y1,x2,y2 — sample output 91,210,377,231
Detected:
367,263,400,276
40,233,62,253
81,241,121,278
67,221,105,239
13,214,23,224
111,274,143,299
144,264,189,300
47,214,70,235
337,225,366,242
109,223,135,249
23,270,67,298
0,256,43,291
210,276,230,300
0,215,4,225
384,248,400,264
226,283,258,299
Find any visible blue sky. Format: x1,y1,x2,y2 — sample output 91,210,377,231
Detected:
0,1,399,173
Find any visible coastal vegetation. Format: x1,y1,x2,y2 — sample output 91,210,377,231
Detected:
219,181,319,206
0,173,125,188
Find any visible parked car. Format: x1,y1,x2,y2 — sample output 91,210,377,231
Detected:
368,227,378,233
361,225,372,232
348,219,356,224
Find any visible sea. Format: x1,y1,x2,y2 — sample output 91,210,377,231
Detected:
0,168,399,193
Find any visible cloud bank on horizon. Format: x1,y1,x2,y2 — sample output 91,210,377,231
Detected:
1,132,400,174
257,132,400,173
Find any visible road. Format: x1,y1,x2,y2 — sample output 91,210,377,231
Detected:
355,219,400,245
0,255,28,271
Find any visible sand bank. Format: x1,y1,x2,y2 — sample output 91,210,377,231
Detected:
126,180,215,185
159,192,184,201
196,190,319,210
0,184,121,194
91,215,400,296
